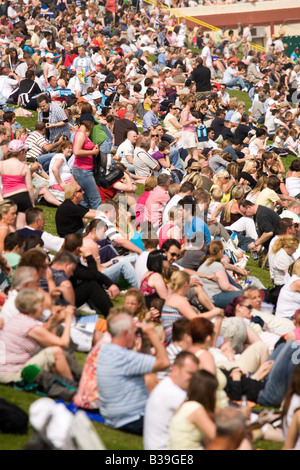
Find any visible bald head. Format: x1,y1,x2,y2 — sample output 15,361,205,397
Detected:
107,313,134,338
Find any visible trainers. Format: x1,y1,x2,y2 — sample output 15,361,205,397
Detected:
242,87,249,92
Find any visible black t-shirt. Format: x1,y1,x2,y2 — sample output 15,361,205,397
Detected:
41,110,50,139
211,116,225,139
55,200,89,238
240,172,257,189
190,64,211,92
113,118,138,147
254,205,280,245
221,126,234,141
234,123,251,142
19,79,41,97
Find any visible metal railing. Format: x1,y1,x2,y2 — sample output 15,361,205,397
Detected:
142,0,266,52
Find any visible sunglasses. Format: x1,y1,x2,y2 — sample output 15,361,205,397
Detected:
151,134,159,137
169,252,179,258
241,304,253,310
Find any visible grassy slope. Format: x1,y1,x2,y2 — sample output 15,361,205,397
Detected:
1,91,290,450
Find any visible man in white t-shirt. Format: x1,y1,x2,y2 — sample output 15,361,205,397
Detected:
135,238,158,288
39,32,52,58
7,4,20,24
268,217,298,283
280,205,300,224
143,351,199,450
70,45,96,97
0,68,20,100
201,39,213,69
162,181,194,225
133,136,160,178
116,130,138,173
17,207,65,254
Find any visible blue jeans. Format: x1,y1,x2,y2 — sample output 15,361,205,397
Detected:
212,273,242,308
169,147,183,169
102,260,138,287
257,341,300,408
72,166,101,210
224,76,245,89
37,152,56,173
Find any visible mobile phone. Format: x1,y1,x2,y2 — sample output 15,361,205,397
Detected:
252,250,258,260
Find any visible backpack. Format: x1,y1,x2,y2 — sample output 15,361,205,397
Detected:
196,125,208,142
96,166,124,188
0,397,28,434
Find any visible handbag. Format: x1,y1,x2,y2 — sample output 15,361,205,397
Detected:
96,166,124,188
19,81,36,107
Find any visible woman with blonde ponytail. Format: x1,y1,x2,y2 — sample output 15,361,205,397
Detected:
161,269,223,345
220,185,245,226
271,235,299,288
267,234,300,307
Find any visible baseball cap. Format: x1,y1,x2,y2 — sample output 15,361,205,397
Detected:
46,53,54,59
202,147,213,156
79,113,98,124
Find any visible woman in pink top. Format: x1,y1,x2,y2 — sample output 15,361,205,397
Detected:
72,113,101,209
180,94,201,161
0,289,75,384
0,140,35,229
135,175,157,228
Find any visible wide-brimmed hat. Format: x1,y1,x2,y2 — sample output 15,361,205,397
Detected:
188,161,202,171
92,91,102,100
8,139,27,153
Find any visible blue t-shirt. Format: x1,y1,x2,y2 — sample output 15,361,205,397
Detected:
184,215,211,249
97,343,155,428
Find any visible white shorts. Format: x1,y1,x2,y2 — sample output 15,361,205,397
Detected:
181,131,197,150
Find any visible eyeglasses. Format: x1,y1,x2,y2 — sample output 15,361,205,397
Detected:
241,304,253,310
76,188,83,193
151,134,159,137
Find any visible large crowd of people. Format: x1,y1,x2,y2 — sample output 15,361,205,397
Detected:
0,0,300,451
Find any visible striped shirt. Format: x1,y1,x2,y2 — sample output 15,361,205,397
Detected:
95,212,122,242
0,313,42,375
97,343,155,428
161,305,184,346
25,131,49,160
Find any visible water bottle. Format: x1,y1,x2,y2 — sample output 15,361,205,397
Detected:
196,125,207,142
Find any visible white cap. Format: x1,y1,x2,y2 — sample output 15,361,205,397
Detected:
92,90,102,100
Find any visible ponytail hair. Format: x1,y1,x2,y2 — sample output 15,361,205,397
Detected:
168,270,190,291
272,235,299,254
